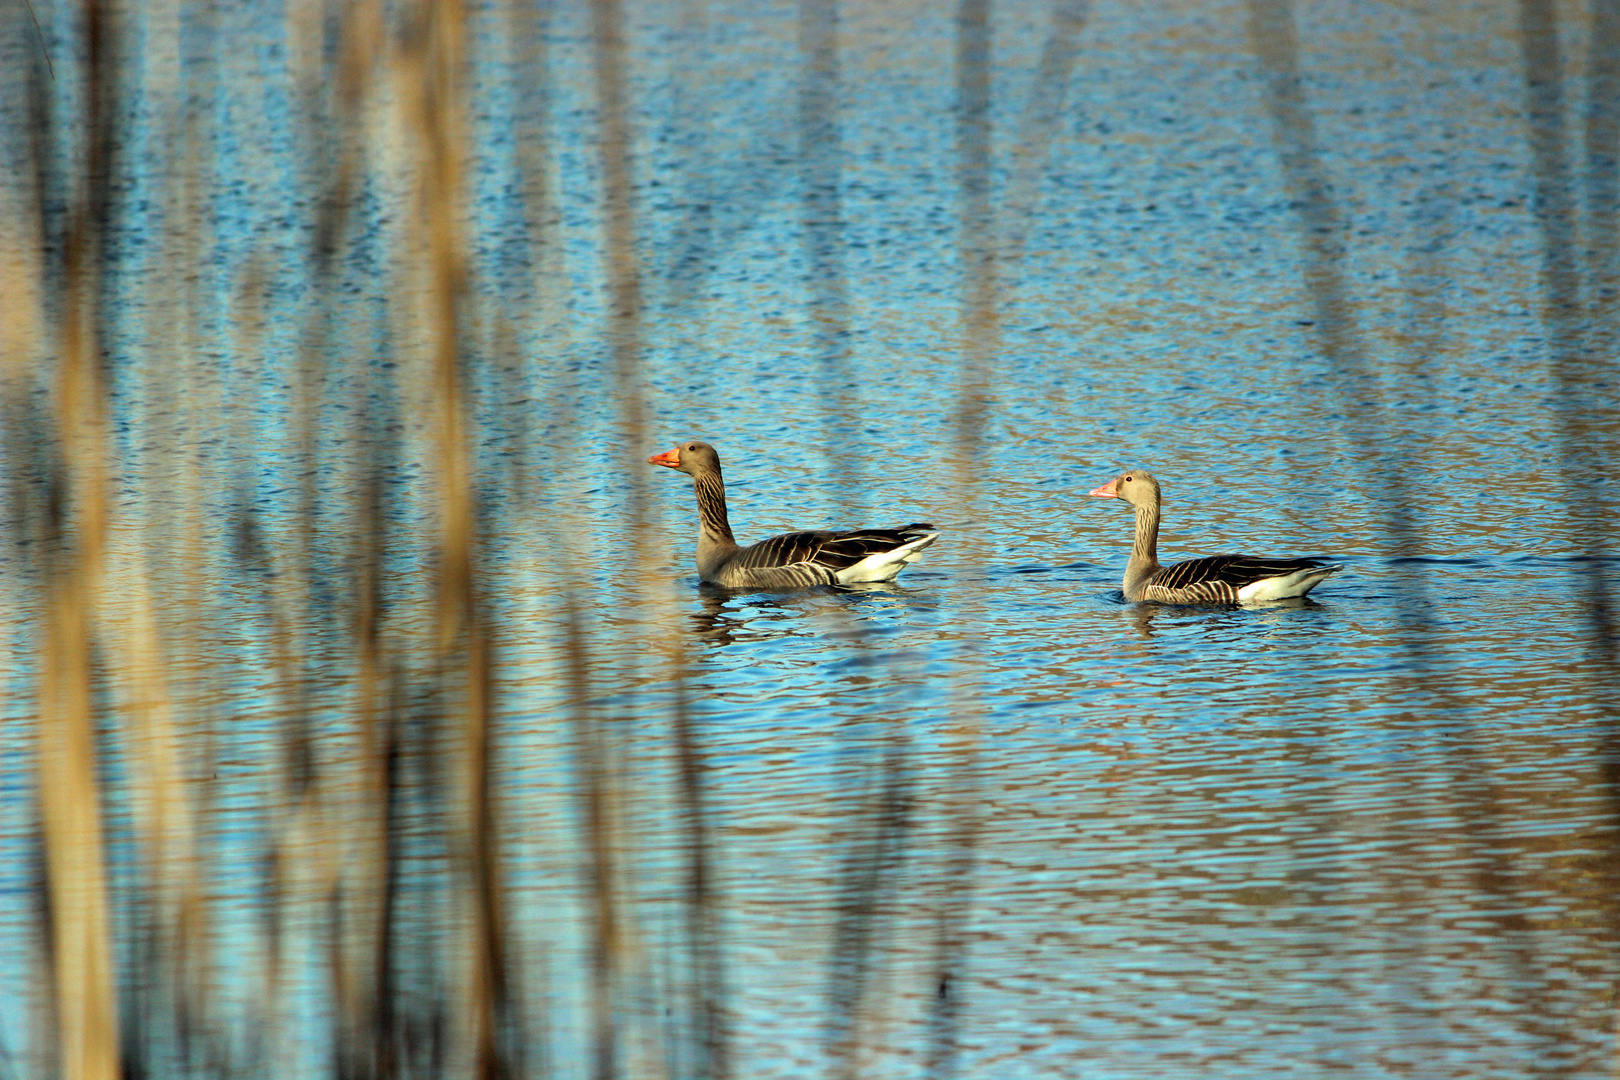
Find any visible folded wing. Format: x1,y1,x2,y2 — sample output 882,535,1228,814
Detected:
726,524,939,587
1149,554,1340,604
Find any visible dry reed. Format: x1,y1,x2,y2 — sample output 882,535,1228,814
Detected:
2,0,1616,1078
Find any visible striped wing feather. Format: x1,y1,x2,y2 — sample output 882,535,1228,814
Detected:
1153,554,1329,592
735,526,934,573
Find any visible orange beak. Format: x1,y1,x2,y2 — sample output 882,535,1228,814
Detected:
647,447,682,468
1088,478,1118,498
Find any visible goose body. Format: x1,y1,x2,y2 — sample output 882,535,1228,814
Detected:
649,441,939,590
1089,469,1340,604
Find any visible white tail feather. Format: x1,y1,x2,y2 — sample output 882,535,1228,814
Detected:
834,532,940,584
1236,564,1343,603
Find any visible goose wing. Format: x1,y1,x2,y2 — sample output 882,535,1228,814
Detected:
1155,554,1331,592
733,525,936,576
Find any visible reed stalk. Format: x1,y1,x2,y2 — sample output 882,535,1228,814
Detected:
5,0,1611,1076
924,2,995,1076
23,2,122,1074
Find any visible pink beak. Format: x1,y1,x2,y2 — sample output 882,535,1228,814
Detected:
1089,478,1118,498
647,447,682,468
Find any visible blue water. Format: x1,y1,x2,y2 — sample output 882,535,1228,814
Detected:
3,0,1619,1075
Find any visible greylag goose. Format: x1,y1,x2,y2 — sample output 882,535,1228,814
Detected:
1089,469,1341,603
648,440,939,589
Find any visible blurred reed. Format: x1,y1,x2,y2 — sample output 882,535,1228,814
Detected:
2,0,1617,1077
921,1,995,1075
1247,0,1620,1060
6,1,124,1077
0,0,983,1069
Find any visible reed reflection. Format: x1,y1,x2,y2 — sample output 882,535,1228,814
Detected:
3,0,1617,1075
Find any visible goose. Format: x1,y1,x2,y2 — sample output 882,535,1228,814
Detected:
1089,469,1341,603
648,440,939,589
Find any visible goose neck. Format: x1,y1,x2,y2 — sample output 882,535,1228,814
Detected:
1132,500,1160,565
693,472,736,545
1123,499,1160,598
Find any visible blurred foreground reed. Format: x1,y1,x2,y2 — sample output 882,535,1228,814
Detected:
5,0,569,1074
0,0,992,1075
2,0,1618,1077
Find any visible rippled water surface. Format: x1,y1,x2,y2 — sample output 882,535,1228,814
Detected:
3,0,1619,1075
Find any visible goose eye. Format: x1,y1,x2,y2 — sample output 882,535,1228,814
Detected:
1124,475,1133,483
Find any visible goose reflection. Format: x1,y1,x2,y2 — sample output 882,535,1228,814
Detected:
1124,595,1327,640
686,589,756,647
685,581,930,648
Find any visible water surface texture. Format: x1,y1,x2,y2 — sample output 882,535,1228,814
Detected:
2,0,1619,1077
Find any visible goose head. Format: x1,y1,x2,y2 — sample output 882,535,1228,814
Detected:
647,440,722,477
1089,468,1160,508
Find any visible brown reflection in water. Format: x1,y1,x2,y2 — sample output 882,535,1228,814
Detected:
1518,0,1620,761
587,1,638,1075
1000,0,1089,283
825,714,913,1080
799,0,862,508
1513,9,1620,1068
5,0,1619,1076
925,0,995,1074
1244,0,1620,1068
